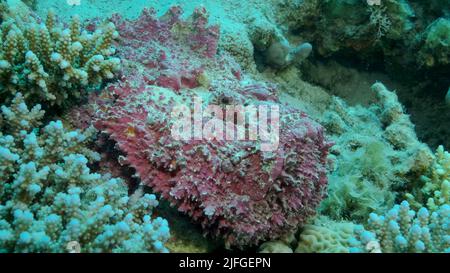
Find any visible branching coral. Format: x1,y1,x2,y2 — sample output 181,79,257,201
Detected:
349,201,449,253
0,94,170,253
368,4,392,40
343,110,449,254
406,145,450,212
0,5,120,107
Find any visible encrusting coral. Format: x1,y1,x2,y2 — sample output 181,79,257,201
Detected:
257,80,449,253
0,5,120,107
0,93,170,253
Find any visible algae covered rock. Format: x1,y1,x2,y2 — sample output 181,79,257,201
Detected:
320,83,434,222
418,18,450,67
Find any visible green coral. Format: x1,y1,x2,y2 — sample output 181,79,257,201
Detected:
0,94,170,253
0,5,120,107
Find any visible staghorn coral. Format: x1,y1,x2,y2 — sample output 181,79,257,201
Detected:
81,6,332,248
0,93,170,253
349,201,449,253
0,5,120,107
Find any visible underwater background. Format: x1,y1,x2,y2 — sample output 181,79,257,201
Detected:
0,0,448,253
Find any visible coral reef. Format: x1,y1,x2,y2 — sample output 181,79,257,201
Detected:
406,145,450,212
0,0,446,254
345,139,449,253
349,201,449,253
0,5,120,107
84,7,332,248
0,93,170,253
283,0,449,97
284,0,414,56
417,18,450,68
320,83,433,221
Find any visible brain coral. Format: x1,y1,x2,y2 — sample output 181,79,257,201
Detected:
295,216,355,253
90,7,331,248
